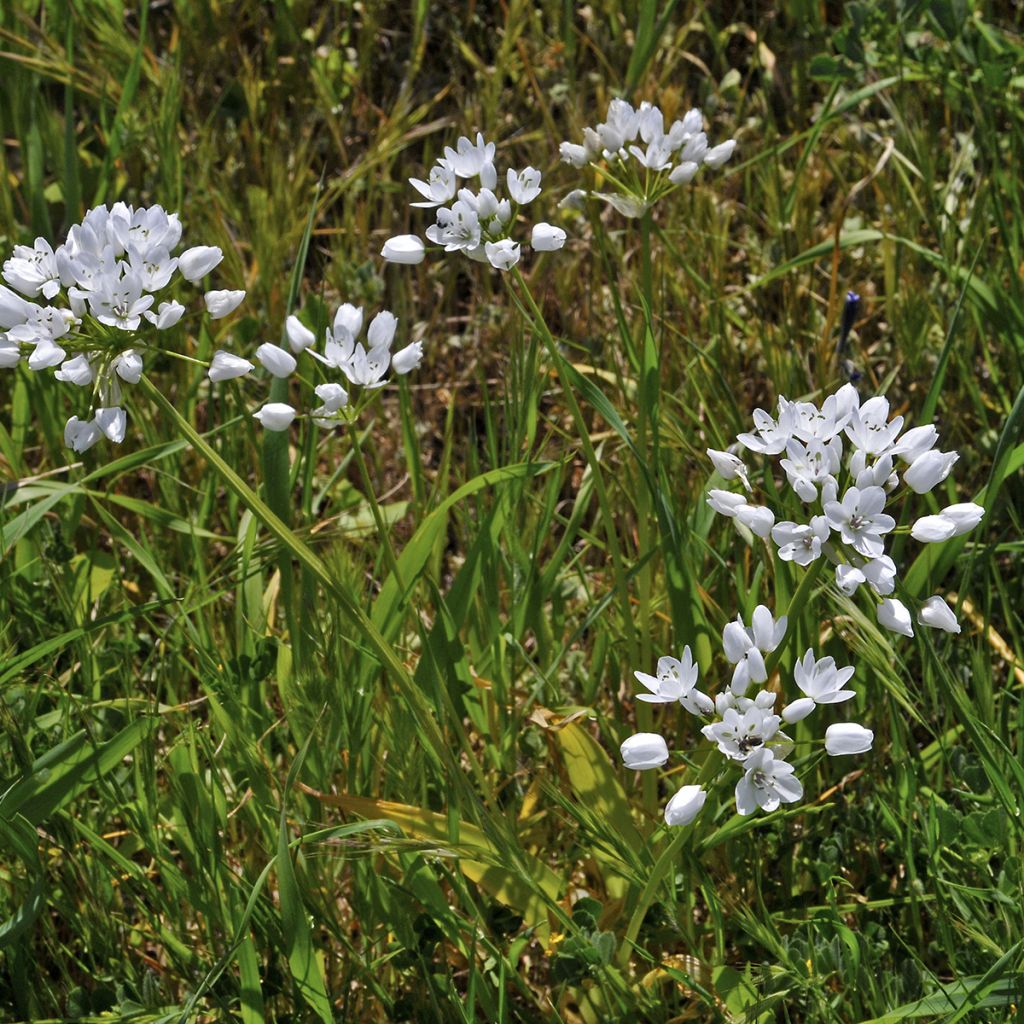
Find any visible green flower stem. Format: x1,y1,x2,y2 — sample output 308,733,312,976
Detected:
508,267,640,668
764,555,826,680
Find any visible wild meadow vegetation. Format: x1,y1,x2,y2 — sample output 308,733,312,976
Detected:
1,1,1023,1021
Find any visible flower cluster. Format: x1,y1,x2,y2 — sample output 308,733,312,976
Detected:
559,98,736,216
242,304,424,432
620,606,874,824
0,203,245,452
706,384,984,637
381,132,566,271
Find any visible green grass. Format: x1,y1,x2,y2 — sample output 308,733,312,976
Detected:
1,1,1024,1021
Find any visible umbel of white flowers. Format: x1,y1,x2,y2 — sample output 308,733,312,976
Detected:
705,383,984,638
0,203,247,452
621,605,873,825
558,97,736,217
380,132,567,272
247,304,424,432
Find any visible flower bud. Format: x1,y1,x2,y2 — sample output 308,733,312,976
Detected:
208,350,254,382
531,222,567,252
381,234,425,264
918,596,961,634
367,311,398,349
64,415,102,453
392,341,424,375
703,139,737,169
54,354,93,386
256,342,297,378
825,723,874,756
620,733,669,770
835,564,865,595
0,284,30,328
782,697,815,724
891,424,938,463
27,339,66,371
145,300,185,330
484,239,521,271
877,598,914,638
253,402,296,432
903,450,959,494
735,503,774,538
663,785,707,826
178,245,223,282
94,406,126,444
0,337,21,368
669,161,700,184
113,349,143,384
204,289,245,319
286,315,315,353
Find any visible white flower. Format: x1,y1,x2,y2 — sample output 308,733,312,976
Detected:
144,300,186,330
735,503,774,538
113,349,143,384
877,598,914,638
54,354,94,386
735,748,803,815
781,698,816,724
3,237,61,298
824,486,895,557
703,139,737,169
90,271,154,330
772,516,829,565
620,733,669,770
664,785,707,826
722,605,786,695
558,142,589,167
426,201,481,253
835,564,866,595
178,245,223,282
409,162,457,208
286,315,316,352
484,239,520,271
64,415,102,452
204,289,245,319
668,161,700,184
312,381,349,426
94,406,126,444
862,555,897,596
736,401,795,455
27,339,67,370
792,650,855,705
903,450,959,494
0,337,21,368
342,343,391,388
844,396,903,455
824,723,874,756
702,705,781,760
634,647,699,704
442,132,496,179
506,167,542,204
256,342,297,379
253,402,296,431
0,284,30,328
850,451,895,490
391,341,423,375
780,438,841,502
127,244,178,292
530,223,566,251
707,489,748,517
367,311,398,349
381,234,426,264
707,448,750,490
891,424,938,463
918,596,961,634
208,350,254,382
910,502,984,542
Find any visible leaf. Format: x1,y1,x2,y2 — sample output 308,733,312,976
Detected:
308,792,561,941
0,717,156,826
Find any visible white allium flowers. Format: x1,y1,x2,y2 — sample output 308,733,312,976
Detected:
620,617,872,823
249,303,425,432
706,384,984,639
1,202,247,452
559,98,736,215
382,132,565,271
